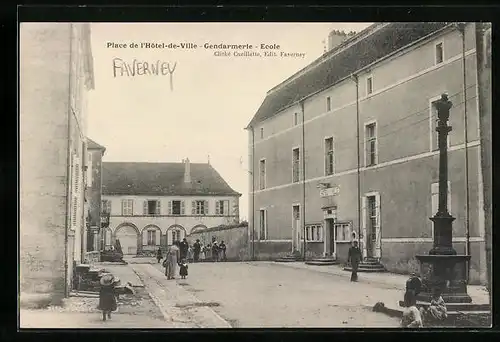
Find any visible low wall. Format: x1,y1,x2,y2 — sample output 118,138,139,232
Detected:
187,224,250,261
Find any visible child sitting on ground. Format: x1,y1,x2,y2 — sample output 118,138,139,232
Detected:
420,287,447,324
179,259,188,279
401,290,423,328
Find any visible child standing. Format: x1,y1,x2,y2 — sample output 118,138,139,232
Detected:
98,274,118,321
401,290,423,328
200,244,206,262
179,259,188,279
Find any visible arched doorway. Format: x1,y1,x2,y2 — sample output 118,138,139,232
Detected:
141,225,161,253
115,224,139,255
166,225,186,246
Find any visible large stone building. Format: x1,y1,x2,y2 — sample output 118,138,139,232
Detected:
84,138,106,254
101,158,241,255
246,22,490,284
20,23,95,306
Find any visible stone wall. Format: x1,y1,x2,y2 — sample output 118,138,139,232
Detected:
187,224,250,261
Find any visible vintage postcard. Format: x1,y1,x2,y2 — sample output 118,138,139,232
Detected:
19,20,492,329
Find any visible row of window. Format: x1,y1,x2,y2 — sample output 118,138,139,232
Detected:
258,95,451,190
257,181,449,240
102,199,231,216
258,122,377,190
259,41,446,140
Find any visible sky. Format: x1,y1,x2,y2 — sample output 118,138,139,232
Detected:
87,22,372,221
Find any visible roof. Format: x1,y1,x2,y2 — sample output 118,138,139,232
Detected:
246,22,450,128
87,138,106,151
102,162,241,197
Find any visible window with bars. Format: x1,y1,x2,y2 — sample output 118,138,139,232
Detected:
365,122,377,166
192,200,208,215
305,224,323,242
121,199,134,216
259,159,266,190
70,154,81,230
325,137,335,175
216,200,229,215
102,199,112,214
292,148,300,183
335,222,352,242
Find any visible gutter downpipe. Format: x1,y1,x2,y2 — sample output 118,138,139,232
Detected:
301,100,307,261
351,74,362,252
456,23,471,282
64,24,74,298
251,126,256,261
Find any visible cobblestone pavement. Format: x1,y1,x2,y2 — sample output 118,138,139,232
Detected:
20,287,169,329
152,261,401,328
130,263,231,328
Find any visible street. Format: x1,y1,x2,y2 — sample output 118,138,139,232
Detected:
147,260,401,328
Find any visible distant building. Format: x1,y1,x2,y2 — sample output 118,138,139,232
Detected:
101,158,241,255
246,22,489,284
84,138,106,253
20,23,95,306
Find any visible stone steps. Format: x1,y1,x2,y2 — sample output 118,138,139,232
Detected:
344,261,386,272
275,255,302,262
305,257,338,266
399,300,491,312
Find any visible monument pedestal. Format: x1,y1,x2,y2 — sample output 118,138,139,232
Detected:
415,254,472,303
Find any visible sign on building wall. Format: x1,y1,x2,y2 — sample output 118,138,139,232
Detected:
320,186,340,198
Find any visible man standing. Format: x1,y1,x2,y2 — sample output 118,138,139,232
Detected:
348,240,362,282
179,238,189,260
193,239,201,262
219,241,227,261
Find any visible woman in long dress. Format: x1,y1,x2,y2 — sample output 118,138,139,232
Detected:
165,241,180,280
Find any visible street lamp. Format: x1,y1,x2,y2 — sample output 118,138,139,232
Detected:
415,94,472,303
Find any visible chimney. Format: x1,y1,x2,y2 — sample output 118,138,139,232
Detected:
327,29,356,51
184,158,191,183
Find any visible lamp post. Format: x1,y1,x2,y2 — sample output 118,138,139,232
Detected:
415,94,472,303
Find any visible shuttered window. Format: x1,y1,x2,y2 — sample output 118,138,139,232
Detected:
216,200,229,215
121,199,134,216
193,200,208,215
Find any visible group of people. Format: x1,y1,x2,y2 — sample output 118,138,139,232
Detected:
154,237,228,280
400,273,448,328
192,237,227,262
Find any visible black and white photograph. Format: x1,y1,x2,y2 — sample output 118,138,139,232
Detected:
19,18,492,329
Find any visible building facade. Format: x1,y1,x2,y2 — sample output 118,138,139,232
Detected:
84,138,106,253
246,22,489,284
20,23,95,306
101,158,241,255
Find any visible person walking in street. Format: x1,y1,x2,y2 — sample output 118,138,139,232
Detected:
98,274,118,321
205,243,212,261
200,244,206,262
187,245,194,263
156,247,163,264
193,239,201,262
347,240,362,282
164,241,180,280
179,259,189,279
179,238,189,260
212,241,219,262
219,241,227,261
